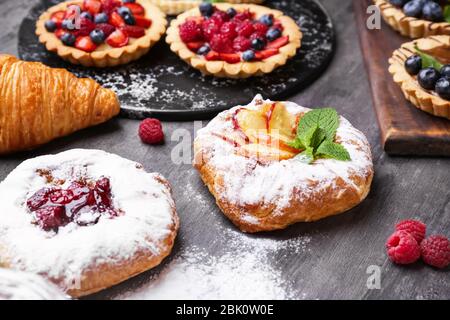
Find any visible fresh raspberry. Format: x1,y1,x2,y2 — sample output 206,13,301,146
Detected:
179,20,203,43
253,22,269,35
386,230,421,265
201,18,221,41
211,10,230,25
395,219,426,244
220,21,237,40
236,20,254,37
233,9,252,21
139,118,164,144
233,36,251,52
95,23,116,37
210,33,234,53
72,17,96,37
421,235,450,269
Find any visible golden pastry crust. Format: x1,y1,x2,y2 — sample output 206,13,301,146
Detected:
374,0,450,38
36,0,167,67
0,54,120,155
193,96,374,233
389,35,450,119
150,0,265,15
166,3,302,78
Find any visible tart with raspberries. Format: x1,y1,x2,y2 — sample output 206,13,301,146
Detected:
150,0,265,16
36,0,167,67
166,3,302,78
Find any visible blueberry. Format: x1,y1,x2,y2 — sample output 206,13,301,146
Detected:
226,7,237,18
440,64,450,78
123,13,136,25
422,1,443,22
418,67,440,90
266,28,282,41
404,55,422,75
403,0,424,18
199,3,214,17
44,20,57,32
389,0,408,7
197,44,210,55
251,38,266,51
118,6,132,17
60,33,76,46
94,13,109,24
123,0,136,3
80,11,93,21
90,29,106,44
242,50,255,61
259,14,274,26
62,19,76,30
435,77,450,100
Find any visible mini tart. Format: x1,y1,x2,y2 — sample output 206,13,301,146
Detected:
193,95,374,233
389,35,450,119
150,0,265,15
166,3,302,78
374,0,450,38
36,0,167,67
0,149,179,297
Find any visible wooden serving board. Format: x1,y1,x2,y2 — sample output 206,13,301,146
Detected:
353,0,450,156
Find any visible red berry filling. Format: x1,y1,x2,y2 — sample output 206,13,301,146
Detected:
44,0,151,52
26,176,120,231
178,5,290,63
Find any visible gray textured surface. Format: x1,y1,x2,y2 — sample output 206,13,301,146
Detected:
0,0,448,299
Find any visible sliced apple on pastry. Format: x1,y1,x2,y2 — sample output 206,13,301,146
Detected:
237,143,297,163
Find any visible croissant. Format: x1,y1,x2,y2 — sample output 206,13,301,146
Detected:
0,54,120,154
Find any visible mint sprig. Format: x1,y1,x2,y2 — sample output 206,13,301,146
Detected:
415,46,443,70
444,5,450,23
288,108,351,164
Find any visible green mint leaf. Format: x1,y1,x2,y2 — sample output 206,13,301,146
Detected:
444,5,450,23
296,147,315,164
287,137,305,150
297,108,339,142
299,125,326,150
316,141,351,161
415,46,443,70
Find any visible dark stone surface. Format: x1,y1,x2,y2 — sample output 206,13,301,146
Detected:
0,0,448,299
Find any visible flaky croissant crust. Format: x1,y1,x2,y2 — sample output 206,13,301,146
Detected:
0,55,120,154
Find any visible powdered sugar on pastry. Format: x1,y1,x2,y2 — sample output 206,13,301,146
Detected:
0,149,178,296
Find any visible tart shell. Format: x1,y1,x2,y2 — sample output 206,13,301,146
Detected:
36,0,167,67
374,0,450,39
165,3,302,78
150,0,265,15
389,35,450,119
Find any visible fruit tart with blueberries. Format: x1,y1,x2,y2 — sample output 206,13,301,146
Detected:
374,0,450,38
149,0,265,16
166,3,302,78
36,0,167,67
389,35,450,119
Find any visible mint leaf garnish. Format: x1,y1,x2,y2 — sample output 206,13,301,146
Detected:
415,46,443,70
444,5,450,23
317,141,351,161
288,108,351,164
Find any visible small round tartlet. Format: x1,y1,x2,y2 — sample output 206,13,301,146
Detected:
374,0,450,38
150,0,265,15
389,35,450,119
193,95,374,233
166,3,302,78
36,0,167,67
0,149,179,297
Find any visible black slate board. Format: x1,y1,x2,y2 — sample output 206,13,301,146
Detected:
18,0,335,120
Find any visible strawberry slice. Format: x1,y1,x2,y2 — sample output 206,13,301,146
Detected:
120,25,146,38
135,16,152,28
83,0,102,15
109,11,125,28
50,11,66,28
255,48,279,60
75,36,97,52
106,28,129,48
101,0,120,14
219,53,241,64
205,51,220,61
96,23,116,37
55,28,66,39
124,3,145,16
267,36,289,50
186,42,204,51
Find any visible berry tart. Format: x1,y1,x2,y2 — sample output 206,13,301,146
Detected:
0,149,179,297
374,0,450,38
166,3,302,78
389,35,450,119
193,95,374,233
150,0,264,16
36,0,167,67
